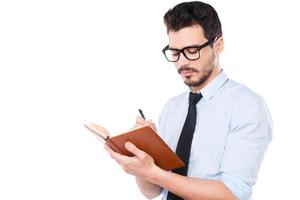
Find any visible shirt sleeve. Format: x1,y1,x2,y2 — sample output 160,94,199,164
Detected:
157,98,172,138
219,92,272,200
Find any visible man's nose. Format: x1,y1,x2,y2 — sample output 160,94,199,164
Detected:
176,52,190,67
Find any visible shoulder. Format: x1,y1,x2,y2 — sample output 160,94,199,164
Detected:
224,79,261,102
218,79,269,116
225,80,272,130
227,80,266,110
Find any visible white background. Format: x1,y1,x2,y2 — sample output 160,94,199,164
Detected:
0,0,299,199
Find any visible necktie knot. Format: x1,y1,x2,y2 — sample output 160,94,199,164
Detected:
189,92,202,105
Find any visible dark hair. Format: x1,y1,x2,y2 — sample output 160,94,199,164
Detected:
163,1,222,40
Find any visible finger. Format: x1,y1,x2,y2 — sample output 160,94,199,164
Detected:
136,116,147,125
146,119,157,130
104,144,119,159
104,144,114,154
125,142,148,160
147,119,155,126
111,151,130,164
104,144,129,163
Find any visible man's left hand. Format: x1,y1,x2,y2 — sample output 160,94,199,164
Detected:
104,142,159,181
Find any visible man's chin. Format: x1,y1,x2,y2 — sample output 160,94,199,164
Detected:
184,79,199,87
183,77,207,87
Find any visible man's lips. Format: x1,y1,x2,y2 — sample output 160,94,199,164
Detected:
178,67,199,77
180,70,196,77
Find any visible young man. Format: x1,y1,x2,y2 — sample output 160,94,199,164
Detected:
105,1,272,200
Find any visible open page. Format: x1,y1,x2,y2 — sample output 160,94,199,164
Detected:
83,122,110,140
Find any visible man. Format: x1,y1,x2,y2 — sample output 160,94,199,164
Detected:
105,1,272,200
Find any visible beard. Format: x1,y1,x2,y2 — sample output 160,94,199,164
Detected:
178,52,217,87
184,65,213,87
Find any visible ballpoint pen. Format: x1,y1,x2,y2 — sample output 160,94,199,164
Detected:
138,109,146,120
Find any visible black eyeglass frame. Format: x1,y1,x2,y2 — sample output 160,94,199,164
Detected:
162,37,217,62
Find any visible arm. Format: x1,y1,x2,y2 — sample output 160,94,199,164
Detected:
151,168,236,200
105,142,236,200
217,94,272,199
135,178,161,199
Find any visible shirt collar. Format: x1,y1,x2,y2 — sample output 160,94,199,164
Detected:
187,69,229,102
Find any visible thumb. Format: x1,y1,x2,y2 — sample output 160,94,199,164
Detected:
125,142,147,159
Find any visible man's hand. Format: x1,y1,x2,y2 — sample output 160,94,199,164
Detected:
105,117,162,199
131,116,157,132
104,142,159,181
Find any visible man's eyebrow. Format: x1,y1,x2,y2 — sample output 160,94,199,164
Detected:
168,44,202,50
167,46,178,50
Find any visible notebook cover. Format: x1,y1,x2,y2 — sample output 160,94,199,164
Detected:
106,126,185,171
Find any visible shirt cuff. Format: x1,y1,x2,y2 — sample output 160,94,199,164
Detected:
220,172,252,200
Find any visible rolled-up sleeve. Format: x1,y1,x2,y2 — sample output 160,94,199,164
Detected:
219,93,272,200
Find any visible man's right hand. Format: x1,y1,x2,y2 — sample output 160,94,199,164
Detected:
131,116,157,132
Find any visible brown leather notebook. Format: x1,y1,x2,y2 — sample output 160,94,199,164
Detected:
84,123,185,171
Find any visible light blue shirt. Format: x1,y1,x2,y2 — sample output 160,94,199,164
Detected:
157,70,272,200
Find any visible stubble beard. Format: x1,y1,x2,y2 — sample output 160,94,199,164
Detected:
184,53,217,87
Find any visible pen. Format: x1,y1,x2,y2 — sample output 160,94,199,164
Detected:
138,109,146,120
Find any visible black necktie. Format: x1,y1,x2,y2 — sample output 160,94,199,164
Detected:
167,92,202,200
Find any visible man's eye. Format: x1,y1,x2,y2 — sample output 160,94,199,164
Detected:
186,48,198,54
171,51,180,56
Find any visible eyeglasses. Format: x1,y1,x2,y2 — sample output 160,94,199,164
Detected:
162,38,216,62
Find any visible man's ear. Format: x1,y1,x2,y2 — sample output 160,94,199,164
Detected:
214,37,224,55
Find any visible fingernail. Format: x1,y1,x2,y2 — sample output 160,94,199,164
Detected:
125,142,132,149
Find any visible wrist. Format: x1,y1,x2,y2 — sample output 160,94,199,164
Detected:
147,164,167,185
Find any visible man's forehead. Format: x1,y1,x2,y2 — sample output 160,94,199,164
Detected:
168,25,207,49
